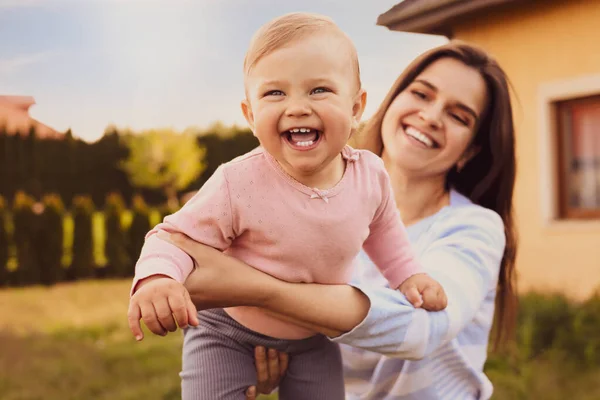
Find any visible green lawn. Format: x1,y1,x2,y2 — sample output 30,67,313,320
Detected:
0,280,598,399
0,279,276,400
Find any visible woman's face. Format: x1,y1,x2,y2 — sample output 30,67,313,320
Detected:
381,57,488,177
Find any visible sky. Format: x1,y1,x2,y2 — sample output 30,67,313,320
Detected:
0,0,446,142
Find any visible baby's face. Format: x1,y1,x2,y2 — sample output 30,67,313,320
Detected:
242,33,364,185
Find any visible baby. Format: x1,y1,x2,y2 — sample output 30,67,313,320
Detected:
128,12,447,400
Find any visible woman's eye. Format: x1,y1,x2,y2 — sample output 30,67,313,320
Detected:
450,113,469,126
311,87,331,95
264,90,284,97
412,90,427,100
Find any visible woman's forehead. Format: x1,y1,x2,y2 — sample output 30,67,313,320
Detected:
414,58,487,116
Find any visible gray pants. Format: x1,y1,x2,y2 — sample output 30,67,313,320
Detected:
180,308,344,400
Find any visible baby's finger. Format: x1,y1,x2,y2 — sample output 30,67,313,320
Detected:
438,288,448,309
154,297,177,332
168,294,189,329
422,286,442,311
404,285,423,308
140,301,166,336
184,289,199,326
127,301,144,341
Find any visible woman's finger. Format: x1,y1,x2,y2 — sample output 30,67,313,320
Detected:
279,351,289,377
254,346,269,391
245,386,257,400
157,230,196,257
267,348,281,388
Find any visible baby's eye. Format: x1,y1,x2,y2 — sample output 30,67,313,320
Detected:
264,90,284,97
311,87,331,95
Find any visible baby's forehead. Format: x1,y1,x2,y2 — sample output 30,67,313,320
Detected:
245,32,360,88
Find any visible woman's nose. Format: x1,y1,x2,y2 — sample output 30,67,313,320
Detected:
418,103,443,128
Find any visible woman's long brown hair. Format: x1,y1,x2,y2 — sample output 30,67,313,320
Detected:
357,41,518,350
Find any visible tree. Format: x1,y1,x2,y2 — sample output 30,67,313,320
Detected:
127,194,151,276
0,195,9,286
104,192,130,278
39,194,64,285
120,129,206,209
69,195,95,280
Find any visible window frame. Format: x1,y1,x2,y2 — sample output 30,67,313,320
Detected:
555,95,600,220
538,74,600,226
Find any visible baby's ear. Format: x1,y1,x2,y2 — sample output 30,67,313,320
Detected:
352,89,367,126
241,100,255,134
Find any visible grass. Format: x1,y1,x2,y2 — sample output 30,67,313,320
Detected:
0,280,598,399
0,279,276,400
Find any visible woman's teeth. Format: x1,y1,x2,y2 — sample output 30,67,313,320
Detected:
405,126,434,148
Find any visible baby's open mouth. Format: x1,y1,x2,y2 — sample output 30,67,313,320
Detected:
284,127,321,147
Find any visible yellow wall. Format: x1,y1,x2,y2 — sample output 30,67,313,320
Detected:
452,0,600,299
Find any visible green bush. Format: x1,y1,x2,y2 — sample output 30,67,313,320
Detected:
39,194,65,285
484,290,600,400
104,193,130,278
69,195,95,280
12,191,40,286
128,194,150,275
0,195,9,286
557,292,600,367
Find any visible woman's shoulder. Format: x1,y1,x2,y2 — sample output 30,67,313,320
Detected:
428,190,505,245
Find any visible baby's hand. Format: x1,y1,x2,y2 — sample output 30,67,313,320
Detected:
398,273,448,311
127,275,199,341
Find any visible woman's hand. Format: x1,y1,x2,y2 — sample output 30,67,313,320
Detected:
156,230,272,310
245,347,289,400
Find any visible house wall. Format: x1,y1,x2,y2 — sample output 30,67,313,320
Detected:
451,0,600,299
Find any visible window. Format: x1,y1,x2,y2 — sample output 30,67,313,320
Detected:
555,95,600,219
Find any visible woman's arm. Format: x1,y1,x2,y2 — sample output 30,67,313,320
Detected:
162,206,505,359
330,207,506,358
165,231,370,336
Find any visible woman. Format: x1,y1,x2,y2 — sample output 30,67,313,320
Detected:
161,40,518,399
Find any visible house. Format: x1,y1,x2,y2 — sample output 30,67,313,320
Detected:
0,95,62,139
378,0,600,299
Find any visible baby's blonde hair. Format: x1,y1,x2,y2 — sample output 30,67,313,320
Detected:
243,12,361,89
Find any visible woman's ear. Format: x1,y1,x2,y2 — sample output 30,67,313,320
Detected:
241,100,256,134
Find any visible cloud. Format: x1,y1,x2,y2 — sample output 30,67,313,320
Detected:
0,51,55,75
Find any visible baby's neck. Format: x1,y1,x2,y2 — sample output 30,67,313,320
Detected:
284,154,346,190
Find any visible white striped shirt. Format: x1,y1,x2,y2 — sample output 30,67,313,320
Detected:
332,190,505,400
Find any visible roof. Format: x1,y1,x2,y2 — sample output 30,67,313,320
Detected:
377,0,522,36
0,95,62,140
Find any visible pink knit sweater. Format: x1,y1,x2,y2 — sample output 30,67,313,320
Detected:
132,146,420,339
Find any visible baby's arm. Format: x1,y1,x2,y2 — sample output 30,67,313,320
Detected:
131,166,235,291
128,166,236,339
362,165,446,311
